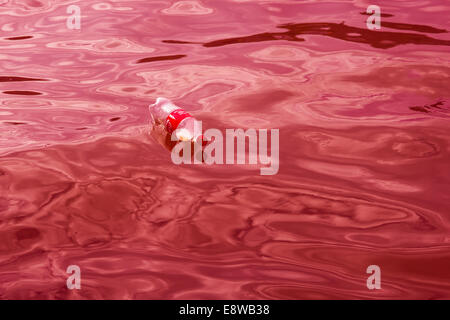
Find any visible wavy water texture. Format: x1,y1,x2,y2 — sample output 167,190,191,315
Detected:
0,0,449,299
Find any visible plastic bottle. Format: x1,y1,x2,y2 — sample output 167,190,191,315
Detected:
149,97,206,153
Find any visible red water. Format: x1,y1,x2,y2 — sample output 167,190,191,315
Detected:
0,0,449,300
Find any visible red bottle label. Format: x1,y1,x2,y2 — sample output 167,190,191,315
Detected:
165,109,192,134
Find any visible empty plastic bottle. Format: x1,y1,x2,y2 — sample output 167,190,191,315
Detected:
149,97,206,154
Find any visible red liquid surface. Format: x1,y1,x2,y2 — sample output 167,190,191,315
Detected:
0,0,449,299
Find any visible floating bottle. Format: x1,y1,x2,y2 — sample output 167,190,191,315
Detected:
149,97,206,158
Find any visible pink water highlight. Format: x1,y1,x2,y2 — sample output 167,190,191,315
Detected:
0,0,449,299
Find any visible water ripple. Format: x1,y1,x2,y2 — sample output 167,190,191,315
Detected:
0,0,449,299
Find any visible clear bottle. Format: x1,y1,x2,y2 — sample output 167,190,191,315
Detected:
149,97,205,152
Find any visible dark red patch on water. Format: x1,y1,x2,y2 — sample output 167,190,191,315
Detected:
0,76,46,82
5,36,34,40
3,90,42,95
136,54,186,64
